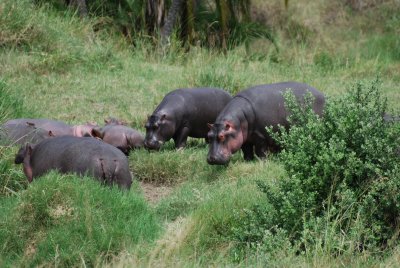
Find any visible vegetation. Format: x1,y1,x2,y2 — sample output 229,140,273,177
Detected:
0,174,159,267
231,81,400,260
34,0,275,50
0,0,399,266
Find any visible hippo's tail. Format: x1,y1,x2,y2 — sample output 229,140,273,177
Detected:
14,144,30,164
97,158,131,190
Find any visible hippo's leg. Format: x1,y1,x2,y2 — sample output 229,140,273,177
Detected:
22,146,36,182
255,144,267,159
173,126,190,149
266,136,280,153
242,143,254,161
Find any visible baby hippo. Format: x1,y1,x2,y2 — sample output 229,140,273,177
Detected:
15,136,132,190
91,123,144,155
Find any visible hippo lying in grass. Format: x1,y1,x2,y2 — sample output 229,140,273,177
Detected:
0,122,54,145
91,124,144,155
15,136,132,190
3,118,97,137
144,87,232,150
207,81,325,165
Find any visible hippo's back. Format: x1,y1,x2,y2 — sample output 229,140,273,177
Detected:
4,118,70,128
237,82,325,127
31,136,132,189
0,123,51,145
159,87,232,113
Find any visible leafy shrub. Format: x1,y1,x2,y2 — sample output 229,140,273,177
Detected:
231,80,400,259
0,174,160,267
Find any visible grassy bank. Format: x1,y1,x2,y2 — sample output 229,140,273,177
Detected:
1,0,399,266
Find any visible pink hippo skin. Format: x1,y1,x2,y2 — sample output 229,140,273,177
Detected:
91,124,144,155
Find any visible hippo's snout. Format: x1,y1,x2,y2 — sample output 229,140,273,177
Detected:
144,139,162,151
207,154,230,165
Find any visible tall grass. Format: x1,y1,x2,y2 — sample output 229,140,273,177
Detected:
0,174,159,267
0,0,399,266
0,80,29,197
0,80,25,122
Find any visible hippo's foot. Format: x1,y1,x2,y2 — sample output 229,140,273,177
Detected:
242,143,255,161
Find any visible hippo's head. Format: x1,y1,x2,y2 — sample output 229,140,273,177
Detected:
74,122,98,137
104,117,127,126
207,120,245,165
144,114,175,150
92,125,144,155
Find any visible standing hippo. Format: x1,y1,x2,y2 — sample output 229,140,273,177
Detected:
14,136,132,190
0,122,54,145
207,81,325,165
144,88,232,150
91,125,144,155
2,118,97,138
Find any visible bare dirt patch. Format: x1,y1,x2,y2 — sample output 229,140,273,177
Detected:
140,181,173,205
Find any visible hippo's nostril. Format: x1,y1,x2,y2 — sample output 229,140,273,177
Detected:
207,155,216,164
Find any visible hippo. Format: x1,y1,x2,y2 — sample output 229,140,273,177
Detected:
91,125,144,155
0,122,54,145
207,81,325,165
104,117,127,126
2,118,97,138
144,87,232,150
383,114,400,123
14,136,132,190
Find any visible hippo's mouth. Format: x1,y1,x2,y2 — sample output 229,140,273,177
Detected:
144,139,163,151
207,154,230,165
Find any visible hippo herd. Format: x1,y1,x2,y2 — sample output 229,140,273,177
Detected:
1,81,327,190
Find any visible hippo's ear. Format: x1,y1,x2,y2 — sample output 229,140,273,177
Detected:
48,130,55,137
91,127,104,139
207,123,213,129
87,121,97,126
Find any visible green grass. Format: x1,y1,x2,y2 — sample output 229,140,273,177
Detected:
0,0,399,266
0,173,159,267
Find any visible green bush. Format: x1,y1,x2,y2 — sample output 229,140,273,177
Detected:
232,80,400,259
0,174,160,267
